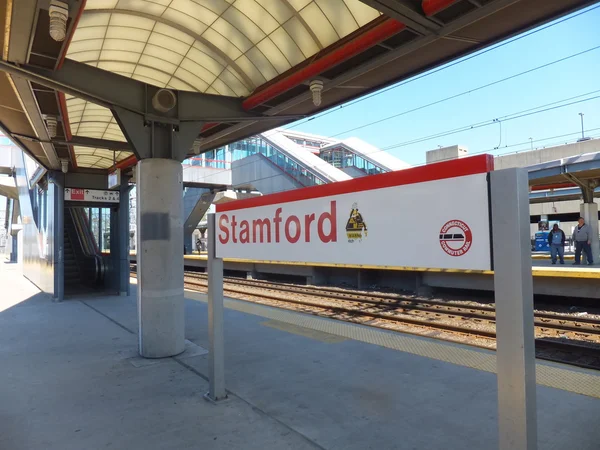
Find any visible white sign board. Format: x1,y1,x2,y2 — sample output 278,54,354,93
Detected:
108,168,121,190
216,156,493,271
65,188,120,203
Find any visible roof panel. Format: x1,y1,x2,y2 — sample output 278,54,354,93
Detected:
170,0,220,24
78,12,111,27
281,16,320,58
102,39,146,53
110,12,155,30
222,6,265,45
133,66,172,85
256,0,294,23
245,46,278,82
234,54,266,86
144,43,185,65
299,2,338,47
210,78,237,97
115,0,167,15
97,60,136,73
286,0,311,10
105,26,151,42
343,0,382,27
86,0,119,8
147,32,191,56
186,47,224,77
269,27,305,66
72,26,108,41
99,50,140,63
173,68,210,92
256,37,292,73
233,0,280,34
69,50,101,62
315,0,357,38
201,28,243,60
161,8,210,35
68,39,104,54
154,22,195,45
211,17,253,54
179,58,218,85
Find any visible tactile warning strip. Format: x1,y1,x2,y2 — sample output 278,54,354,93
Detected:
184,290,600,399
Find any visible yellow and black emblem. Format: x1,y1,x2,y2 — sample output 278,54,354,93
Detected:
346,203,368,242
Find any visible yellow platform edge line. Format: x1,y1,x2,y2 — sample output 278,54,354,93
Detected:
130,254,600,279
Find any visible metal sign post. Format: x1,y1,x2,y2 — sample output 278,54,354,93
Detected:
490,168,537,450
205,213,227,402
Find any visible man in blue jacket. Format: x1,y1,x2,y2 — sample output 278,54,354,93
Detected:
547,223,566,265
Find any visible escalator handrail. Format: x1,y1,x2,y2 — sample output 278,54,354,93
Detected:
69,209,104,284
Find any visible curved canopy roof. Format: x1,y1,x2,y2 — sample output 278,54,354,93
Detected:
64,0,380,168
68,0,381,96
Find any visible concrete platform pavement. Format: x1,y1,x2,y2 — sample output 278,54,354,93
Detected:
2,261,600,449
0,262,319,450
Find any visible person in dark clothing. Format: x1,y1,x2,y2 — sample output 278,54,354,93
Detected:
547,223,565,265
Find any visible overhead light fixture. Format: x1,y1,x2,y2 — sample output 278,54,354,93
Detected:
152,89,177,113
49,0,69,42
309,80,324,107
46,116,58,138
61,159,69,174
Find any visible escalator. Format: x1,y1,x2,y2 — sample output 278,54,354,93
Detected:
64,207,105,294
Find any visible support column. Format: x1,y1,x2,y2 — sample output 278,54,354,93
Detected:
206,213,226,402
580,202,599,263
52,172,64,302
136,159,185,358
490,168,537,450
119,175,131,296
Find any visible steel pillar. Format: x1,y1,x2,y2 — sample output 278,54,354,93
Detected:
136,159,185,358
490,168,537,450
205,213,226,402
52,172,64,302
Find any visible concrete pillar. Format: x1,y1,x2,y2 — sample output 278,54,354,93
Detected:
136,159,185,358
9,234,17,262
581,202,599,262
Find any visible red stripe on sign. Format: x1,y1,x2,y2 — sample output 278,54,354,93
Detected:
218,154,494,212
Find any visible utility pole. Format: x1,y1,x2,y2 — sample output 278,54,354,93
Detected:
529,138,533,151
579,113,585,140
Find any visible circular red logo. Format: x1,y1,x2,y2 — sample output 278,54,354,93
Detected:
439,220,473,257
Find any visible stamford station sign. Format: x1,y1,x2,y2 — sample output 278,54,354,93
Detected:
216,155,494,271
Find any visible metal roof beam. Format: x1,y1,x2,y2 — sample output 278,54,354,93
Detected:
359,0,441,35
11,132,132,151
0,59,305,123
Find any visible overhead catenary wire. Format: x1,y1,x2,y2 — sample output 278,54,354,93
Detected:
328,44,600,139
282,4,600,131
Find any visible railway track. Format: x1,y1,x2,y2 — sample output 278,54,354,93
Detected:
130,267,600,370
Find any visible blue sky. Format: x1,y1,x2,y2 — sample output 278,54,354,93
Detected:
288,5,600,166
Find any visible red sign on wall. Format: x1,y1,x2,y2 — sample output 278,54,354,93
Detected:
71,188,85,200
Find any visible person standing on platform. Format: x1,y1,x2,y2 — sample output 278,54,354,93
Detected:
572,217,594,265
547,224,566,265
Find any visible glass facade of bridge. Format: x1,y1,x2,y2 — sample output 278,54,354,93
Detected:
319,146,387,175
182,136,327,187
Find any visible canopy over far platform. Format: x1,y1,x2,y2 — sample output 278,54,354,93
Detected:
0,0,597,174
